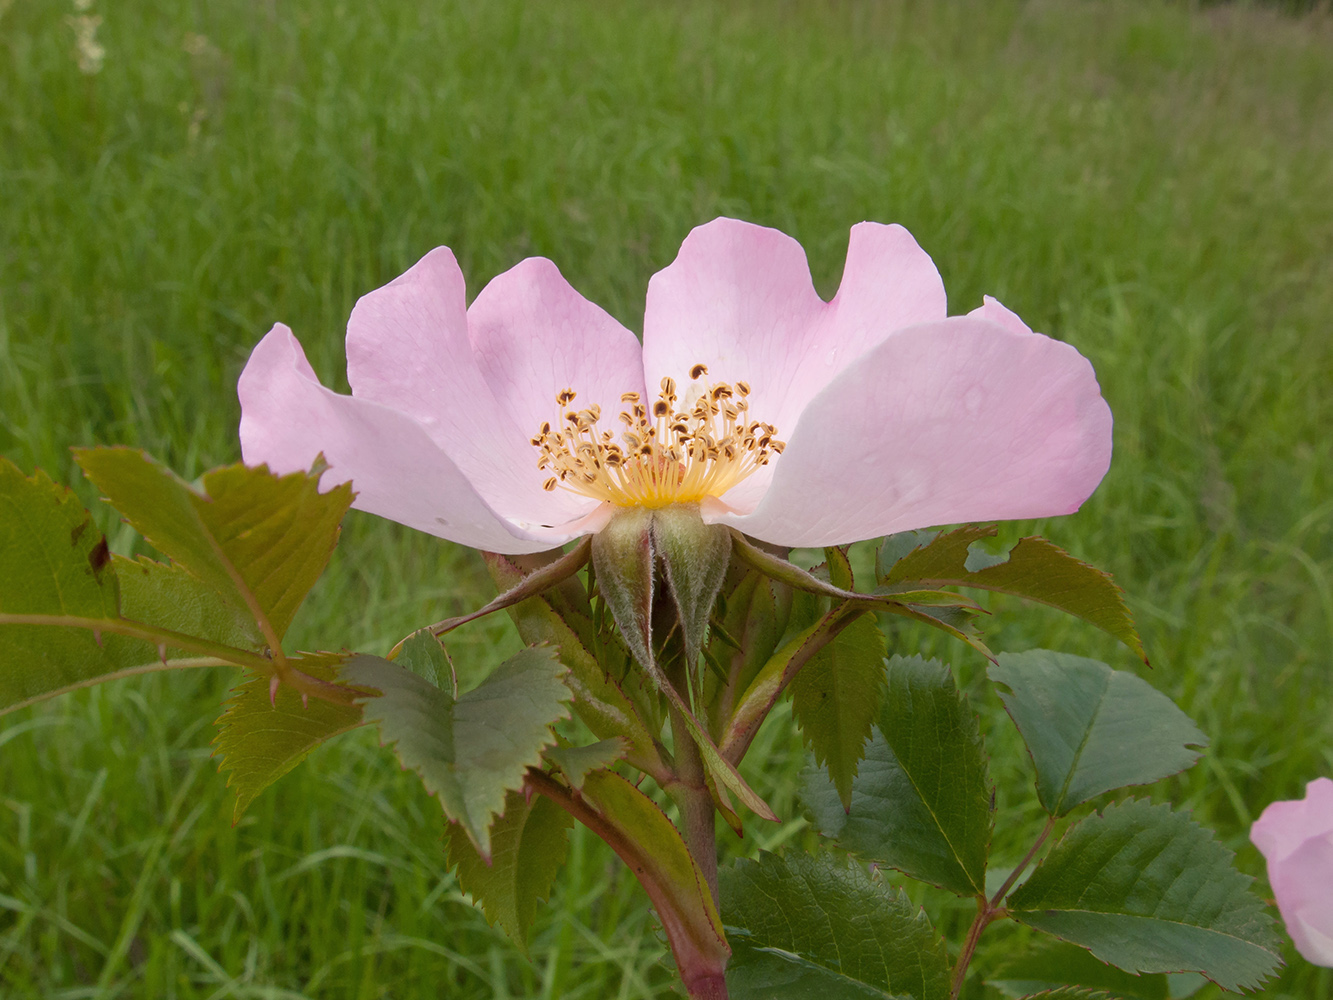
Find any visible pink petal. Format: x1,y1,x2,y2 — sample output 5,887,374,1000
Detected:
238,325,575,554
712,316,1114,547
1252,778,1333,864
467,256,647,455
342,247,595,526
641,219,946,510
1269,831,1333,966
968,295,1035,336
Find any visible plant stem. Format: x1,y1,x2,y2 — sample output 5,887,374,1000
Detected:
525,768,729,998
990,815,1056,908
949,897,996,1000
669,703,719,905
948,815,1057,1000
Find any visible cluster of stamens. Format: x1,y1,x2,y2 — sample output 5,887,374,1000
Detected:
532,364,785,508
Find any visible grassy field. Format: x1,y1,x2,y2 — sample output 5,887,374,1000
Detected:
3,0,1333,996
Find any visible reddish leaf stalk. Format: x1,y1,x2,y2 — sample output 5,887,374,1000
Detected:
949,815,1057,1000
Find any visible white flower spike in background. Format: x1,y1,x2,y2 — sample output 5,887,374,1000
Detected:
239,218,1113,553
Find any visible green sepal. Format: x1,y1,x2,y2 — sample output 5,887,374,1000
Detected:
653,503,731,672
729,530,993,660
592,513,774,820
590,507,655,670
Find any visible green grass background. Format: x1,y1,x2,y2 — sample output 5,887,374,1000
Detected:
2,0,1332,996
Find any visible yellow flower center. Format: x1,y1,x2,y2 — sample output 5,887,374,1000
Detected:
532,364,785,509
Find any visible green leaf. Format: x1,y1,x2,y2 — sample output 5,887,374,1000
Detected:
876,530,938,580
824,545,854,590
561,767,728,982
212,654,363,821
75,448,352,645
803,655,991,896
721,851,952,1000
989,650,1206,816
444,787,572,952
1006,799,1282,992
789,613,886,809
989,940,1169,1000
545,738,627,790
1013,991,1116,1000
485,551,668,783
0,458,151,710
115,555,257,652
880,526,1145,661
395,628,454,691
343,646,571,858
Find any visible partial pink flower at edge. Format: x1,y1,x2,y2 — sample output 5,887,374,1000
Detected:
1251,778,1333,966
238,218,1114,554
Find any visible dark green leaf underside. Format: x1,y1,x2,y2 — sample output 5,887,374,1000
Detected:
989,940,1170,999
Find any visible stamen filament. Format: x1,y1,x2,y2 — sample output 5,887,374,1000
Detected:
533,365,784,509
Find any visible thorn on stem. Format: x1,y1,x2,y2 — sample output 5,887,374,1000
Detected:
157,643,167,665
269,674,281,707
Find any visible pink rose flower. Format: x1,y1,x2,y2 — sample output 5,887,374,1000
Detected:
1251,777,1333,966
238,218,1113,553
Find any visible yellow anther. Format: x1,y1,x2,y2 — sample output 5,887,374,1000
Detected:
532,373,785,509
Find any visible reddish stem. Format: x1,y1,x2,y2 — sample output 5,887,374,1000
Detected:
949,815,1057,1000
525,768,729,998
